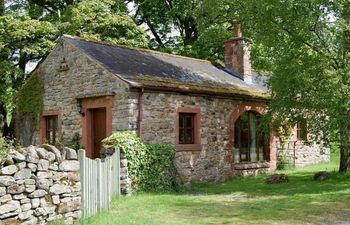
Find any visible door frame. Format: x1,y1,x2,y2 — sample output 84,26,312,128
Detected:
80,96,113,158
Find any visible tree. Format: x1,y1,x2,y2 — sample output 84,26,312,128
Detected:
131,0,199,50
0,13,57,137
62,0,149,48
229,0,350,172
191,0,350,172
0,0,149,136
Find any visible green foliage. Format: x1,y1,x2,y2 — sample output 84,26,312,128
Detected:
61,0,149,48
0,136,10,165
0,0,147,135
140,144,178,191
103,131,178,192
81,161,348,225
227,0,350,172
16,72,44,124
0,11,57,134
66,132,81,150
277,153,293,170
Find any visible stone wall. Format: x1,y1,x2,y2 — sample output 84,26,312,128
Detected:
0,145,81,225
140,91,261,184
28,37,136,146
277,140,330,168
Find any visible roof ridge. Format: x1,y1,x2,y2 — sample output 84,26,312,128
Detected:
61,34,213,64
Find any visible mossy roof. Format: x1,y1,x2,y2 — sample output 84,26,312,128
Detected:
63,35,269,100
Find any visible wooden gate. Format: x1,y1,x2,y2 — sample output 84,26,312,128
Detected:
78,148,121,218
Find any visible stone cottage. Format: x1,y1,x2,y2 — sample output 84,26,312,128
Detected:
19,28,329,183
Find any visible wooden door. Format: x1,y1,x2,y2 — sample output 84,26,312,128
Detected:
91,108,107,159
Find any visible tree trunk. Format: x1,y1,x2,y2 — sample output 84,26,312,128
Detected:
339,145,350,173
339,124,350,173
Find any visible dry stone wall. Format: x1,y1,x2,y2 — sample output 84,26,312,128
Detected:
277,141,330,168
0,145,81,225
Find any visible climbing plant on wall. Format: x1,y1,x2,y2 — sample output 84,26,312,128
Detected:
102,131,178,192
17,72,44,122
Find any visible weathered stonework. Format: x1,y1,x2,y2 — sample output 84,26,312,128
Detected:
25,37,331,186
0,145,81,224
139,92,278,184
277,141,330,168
34,39,135,145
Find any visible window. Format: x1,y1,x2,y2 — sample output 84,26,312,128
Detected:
45,115,58,145
176,107,201,151
179,113,195,144
234,111,269,163
296,119,307,141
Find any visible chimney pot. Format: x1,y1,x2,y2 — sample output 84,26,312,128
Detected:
233,20,242,38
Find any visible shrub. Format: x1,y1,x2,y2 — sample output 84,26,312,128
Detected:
141,144,178,192
67,132,81,150
102,131,178,192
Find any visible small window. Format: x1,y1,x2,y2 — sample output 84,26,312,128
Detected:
45,115,58,145
296,120,307,141
179,113,195,144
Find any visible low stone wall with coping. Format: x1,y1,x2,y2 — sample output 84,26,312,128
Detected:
0,145,81,225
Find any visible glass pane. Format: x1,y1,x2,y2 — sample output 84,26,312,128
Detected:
179,129,185,143
186,115,193,129
250,113,257,162
240,147,249,161
185,129,194,143
46,116,58,145
241,116,249,149
179,114,184,129
234,148,240,163
234,119,240,148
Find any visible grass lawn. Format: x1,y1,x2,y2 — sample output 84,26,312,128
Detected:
80,153,350,225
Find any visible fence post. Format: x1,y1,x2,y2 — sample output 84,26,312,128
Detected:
78,149,86,218
116,147,121,195
79,148,121,218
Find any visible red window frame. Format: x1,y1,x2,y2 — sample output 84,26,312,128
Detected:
176,107,201,152
45,115,58,145
234,111,269,162
179,113,195,144
40,111,61,145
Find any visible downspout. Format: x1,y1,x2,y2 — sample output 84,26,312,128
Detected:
137,88,144,139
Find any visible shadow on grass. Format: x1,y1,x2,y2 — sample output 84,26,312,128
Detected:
187,170,350,198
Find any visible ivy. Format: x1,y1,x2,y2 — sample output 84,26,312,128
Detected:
103,131,178,192
16,72,44,125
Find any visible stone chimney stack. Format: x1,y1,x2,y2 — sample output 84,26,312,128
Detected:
224,21,252,84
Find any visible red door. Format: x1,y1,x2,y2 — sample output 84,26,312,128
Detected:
90,108,107,159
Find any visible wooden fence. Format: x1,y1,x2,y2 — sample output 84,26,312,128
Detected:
78,148,121,218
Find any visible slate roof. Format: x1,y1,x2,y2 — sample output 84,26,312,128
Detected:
63,35,269,100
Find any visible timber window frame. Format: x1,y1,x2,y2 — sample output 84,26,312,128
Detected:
233,111,269,163
40,111,61,145
296,119,307,141
176,107,201,151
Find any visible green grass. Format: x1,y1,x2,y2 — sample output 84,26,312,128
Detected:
79,151,350,225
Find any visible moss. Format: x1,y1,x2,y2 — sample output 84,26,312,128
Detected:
17,72,44,125
134,75,270,99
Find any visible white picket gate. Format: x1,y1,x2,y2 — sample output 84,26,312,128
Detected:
78,148,121,218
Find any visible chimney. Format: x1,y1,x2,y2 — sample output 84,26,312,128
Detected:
224,21,252,84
